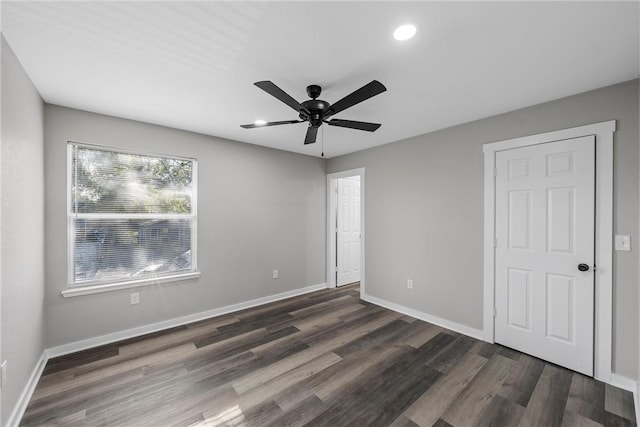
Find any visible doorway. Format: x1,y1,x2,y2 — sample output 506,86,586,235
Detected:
483,121,615,381
336,176,361,286
494,135,595,375
327,168,365,293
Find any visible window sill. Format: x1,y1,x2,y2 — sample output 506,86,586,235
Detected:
61,271,201,298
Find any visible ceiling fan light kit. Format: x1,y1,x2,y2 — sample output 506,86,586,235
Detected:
241,80,387,147
393,24,417,41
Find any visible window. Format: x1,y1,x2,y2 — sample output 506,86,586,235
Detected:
66,143,198,295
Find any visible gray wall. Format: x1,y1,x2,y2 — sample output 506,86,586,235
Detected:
328,79,640,379
44,105,326,348
1,35,45,426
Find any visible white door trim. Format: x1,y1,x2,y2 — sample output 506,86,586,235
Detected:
327,168,365,298
483,120,615,382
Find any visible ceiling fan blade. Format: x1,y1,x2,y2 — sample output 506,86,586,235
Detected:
327,119,381,132
304,126,318,145
240,120,303,129
254,81,308,114
326,80,386,117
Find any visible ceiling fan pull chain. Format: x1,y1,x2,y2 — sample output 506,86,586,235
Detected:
321,126,324,157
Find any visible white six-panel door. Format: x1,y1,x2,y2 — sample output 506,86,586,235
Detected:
494,135,595,375
337,177,361,286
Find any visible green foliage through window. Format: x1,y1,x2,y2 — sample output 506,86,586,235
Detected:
71,146,193,214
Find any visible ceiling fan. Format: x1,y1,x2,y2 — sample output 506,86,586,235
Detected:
241,80,387,146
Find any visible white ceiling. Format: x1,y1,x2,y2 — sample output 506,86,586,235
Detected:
2,1,639,158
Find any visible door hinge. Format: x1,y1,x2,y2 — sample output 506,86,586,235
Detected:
493,238,497,248
493,307,497,318
493,167,497,178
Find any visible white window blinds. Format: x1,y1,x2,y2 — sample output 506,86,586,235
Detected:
68,143,197,287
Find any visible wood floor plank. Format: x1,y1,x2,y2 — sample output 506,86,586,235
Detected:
561,410,603,427
288,294,356,318
32,343,198,401
432,418,455,427
518,364,573,427
193,341,310,392
477,395,525,427
266,395,328,427
345,364,441,427
249,317,343,355
234,352,342,411
441,353,516,426
241,399,285,426
305,283,359,302
402,352,488,427
42,344,120,376
471,341,499,359
605,383,637,422
291,301,364,331
401,322,451,349
196,324,300,360
49,325,221,380
275,344,412,412
426,334,477,373
305,353,441,426
602,410,637,427
20,366,146,425
124,384,238,427
21,284,637,427
118,319,236,356
305,334,457,426
332,318,416,357
564,373,606,424
82,365,199,425
497,345,522,361
391,415,421,427
194,312,294,348
300,307,396,346
497,353,546,407
232,310,401,394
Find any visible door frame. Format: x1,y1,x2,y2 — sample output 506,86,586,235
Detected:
483,120,615,381
327,168,365,297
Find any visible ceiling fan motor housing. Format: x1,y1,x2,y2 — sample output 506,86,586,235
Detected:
301,86,330,127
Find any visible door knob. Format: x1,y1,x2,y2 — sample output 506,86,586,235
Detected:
577,263,590,272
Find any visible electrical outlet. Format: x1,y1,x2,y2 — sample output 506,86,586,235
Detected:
130,292,140,305
407,279,413,290
1,360,7,388
272,269,279,279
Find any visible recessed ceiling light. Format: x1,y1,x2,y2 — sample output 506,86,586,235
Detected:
254,119,267,126
394,24,416,41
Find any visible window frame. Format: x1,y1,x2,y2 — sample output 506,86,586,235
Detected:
62,141,200,298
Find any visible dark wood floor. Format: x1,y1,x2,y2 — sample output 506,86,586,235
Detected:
22,284,636,427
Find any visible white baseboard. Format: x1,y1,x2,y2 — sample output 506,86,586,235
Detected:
47,282,327,358
610,373,637,392
362,292,485,341
609,374,640,424
6,352,47,427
